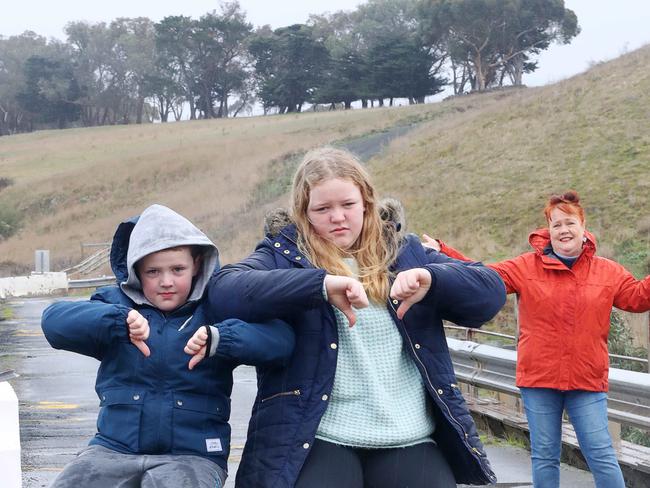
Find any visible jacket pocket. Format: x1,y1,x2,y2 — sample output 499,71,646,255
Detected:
260,389,302,404
172,392,229,456
97,388,145,451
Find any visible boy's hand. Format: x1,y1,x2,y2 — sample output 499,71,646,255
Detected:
390,268,432,320
127,310,150,357
324,275,369,327
184,327,208,370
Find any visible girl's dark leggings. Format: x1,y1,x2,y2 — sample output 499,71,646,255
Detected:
295,438,457,488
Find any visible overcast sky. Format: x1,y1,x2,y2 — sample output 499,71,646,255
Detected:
2,0,649,88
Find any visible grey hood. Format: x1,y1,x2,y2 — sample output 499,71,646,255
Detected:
113,204,219,306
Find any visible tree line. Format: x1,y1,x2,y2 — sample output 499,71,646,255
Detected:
0,0,579,135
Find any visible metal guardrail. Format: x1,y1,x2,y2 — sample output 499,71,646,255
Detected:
445,324,649,368
447,338,650,431
68,276,116,289
63,247,110,276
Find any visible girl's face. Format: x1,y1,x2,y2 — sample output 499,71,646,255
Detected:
307,177,365,251
548,207,585,257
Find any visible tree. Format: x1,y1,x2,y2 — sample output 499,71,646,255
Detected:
366,33,445,104
16,54,81,129
309,11,367,109
425,0,580,92
66,18,158,126
0,31,49,134
65,21,116,125
498,0,579,86
353,0,447,105
155,15,198,119
192,3,253,119
249,24,329,113
109,17,157,124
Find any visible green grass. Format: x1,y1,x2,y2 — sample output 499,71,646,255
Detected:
0,305,14,321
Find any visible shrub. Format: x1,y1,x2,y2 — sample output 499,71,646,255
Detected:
0,204,23,239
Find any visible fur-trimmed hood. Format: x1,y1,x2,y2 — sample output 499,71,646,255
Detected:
263,197,407,238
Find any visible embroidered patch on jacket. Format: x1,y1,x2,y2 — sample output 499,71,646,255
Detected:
206,438,223,452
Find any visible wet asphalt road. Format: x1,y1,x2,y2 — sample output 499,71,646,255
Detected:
1,297,595,488
1,297,255,488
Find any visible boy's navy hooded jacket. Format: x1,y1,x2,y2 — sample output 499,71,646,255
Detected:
41,204,295,472
208,201,507,487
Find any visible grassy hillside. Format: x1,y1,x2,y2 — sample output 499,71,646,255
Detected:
0,44,648,282
0,104,435,273
370,45,650,277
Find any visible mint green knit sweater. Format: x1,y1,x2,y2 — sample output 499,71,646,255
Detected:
316,261,435,448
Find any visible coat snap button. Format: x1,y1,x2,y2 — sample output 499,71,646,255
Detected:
392,299,398,305
274,242,281,248
330,343,337,350
414,343,421,349
133,394,140,401
177,400,183,406
283,250,290,254
321,394,329,401
295,256,302,260
437,389,443,395
303,442,310,449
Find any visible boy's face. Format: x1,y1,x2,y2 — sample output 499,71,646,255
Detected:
136,247,200,312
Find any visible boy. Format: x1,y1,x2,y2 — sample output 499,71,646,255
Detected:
42,204,294,488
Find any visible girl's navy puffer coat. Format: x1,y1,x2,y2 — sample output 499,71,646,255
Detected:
209,205,506,487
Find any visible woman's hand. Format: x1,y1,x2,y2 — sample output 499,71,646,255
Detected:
126,309,150,357
324,275,369,327
390,268,432,320
421,234,441,251
184,327,208,370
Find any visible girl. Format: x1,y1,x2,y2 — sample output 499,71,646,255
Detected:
190,147,506,487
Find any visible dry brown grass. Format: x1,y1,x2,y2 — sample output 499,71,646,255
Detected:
0,104,436,268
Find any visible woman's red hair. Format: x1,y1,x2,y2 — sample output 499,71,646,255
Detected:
544,190,585,223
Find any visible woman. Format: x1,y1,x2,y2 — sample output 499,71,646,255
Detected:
425,190,650,488
204,147,506,488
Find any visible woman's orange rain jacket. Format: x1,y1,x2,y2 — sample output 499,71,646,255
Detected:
439,228,650,392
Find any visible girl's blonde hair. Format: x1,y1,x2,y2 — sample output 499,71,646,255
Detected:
291,147,399,302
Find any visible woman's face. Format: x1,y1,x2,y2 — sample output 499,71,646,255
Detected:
307,177,365,250
548,207,585,257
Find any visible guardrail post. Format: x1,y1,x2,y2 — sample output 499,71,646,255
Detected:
609,420,622,453
34,250,50,273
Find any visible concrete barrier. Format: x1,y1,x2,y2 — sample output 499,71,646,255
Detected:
0,381,22,488
0,272,68,299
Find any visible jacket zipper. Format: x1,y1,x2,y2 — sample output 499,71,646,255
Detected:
387,300,489,468
260,389,301,403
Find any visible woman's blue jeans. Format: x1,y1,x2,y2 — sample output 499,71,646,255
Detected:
519,387,625,488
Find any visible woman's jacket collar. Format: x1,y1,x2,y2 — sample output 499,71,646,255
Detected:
528,227,597,262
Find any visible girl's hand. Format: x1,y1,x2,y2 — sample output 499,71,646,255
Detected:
390,268,432,320
126,309,150,357
421,234,441,251
184,327,208,370
324,275,369,327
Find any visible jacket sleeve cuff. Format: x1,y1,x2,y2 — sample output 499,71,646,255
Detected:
206,325,220,357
